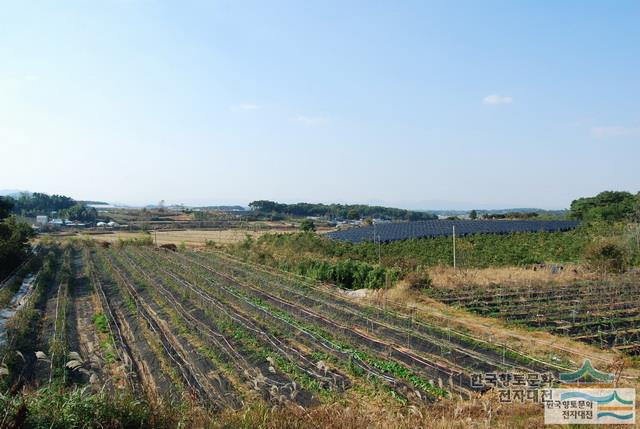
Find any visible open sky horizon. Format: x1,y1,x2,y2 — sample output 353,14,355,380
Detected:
2,1,639,210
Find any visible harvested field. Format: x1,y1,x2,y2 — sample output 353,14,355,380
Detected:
79,228,298,246
427,265,593,289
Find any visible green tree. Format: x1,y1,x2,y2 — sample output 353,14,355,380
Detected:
346,209,360,220
61,204,97,222
300,219,316,232
9,192,75,217
0,197,13,219
0,197,35,278
632,192,640,222
469,210,478,220
570,191,637,222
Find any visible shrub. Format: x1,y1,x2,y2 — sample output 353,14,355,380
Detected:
403,270,433,291
0,386,163,429
280,258,397,289
584,240,627,273
115,235,153,247
300,219,316,232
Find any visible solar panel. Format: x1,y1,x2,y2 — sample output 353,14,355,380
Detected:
325,220,580,243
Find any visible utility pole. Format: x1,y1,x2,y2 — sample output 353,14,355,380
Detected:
373,223,381,264
452,225,456,270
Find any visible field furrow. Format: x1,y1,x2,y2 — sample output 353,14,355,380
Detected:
425,275,640,355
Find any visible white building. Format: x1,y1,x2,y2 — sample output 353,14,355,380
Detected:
36,215,48,225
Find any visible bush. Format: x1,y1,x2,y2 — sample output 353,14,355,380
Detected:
279,258,398,289
115,235,153,247
403,270,433,291
570,191,639,222
0,386,163,429
300,219,316,232
584,240,627,273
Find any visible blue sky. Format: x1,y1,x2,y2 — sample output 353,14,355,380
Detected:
1,1,638,209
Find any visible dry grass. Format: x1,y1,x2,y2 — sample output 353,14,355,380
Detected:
204,391,638,429
428,264,594,289
204,393,541,429
79,228,296,247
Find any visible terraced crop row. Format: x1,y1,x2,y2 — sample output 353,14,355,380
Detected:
2,243,563,413
116,247,562,404
425,279,640,354
118,247,435,404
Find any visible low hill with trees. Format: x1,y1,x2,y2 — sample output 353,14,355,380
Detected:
229,191,640,288
248,200,437,221
4,192,97,222
570,190,640,222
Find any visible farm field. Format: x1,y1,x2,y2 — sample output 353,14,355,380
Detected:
425,277,640,355
1,243,577,412
74,225,336,247
79,228,294,246
3,1,639,425
2,241,639,428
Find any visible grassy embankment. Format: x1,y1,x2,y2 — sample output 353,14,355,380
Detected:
224,222,639,289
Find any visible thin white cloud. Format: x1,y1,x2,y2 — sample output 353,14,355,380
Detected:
591,126,640,138
290,114,327,125
230,103,260,112
482,94,513,105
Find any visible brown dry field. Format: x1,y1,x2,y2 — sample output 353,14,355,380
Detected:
78,228,297,246
428,264,595,288
77,224,336,247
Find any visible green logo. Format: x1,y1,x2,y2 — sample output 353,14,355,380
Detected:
559,360,615,385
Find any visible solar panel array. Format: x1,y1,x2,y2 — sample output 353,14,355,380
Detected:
325,220,580,243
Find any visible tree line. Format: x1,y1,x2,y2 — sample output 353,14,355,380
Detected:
5,192,97,222
248,200,437,221
569,191,640,222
